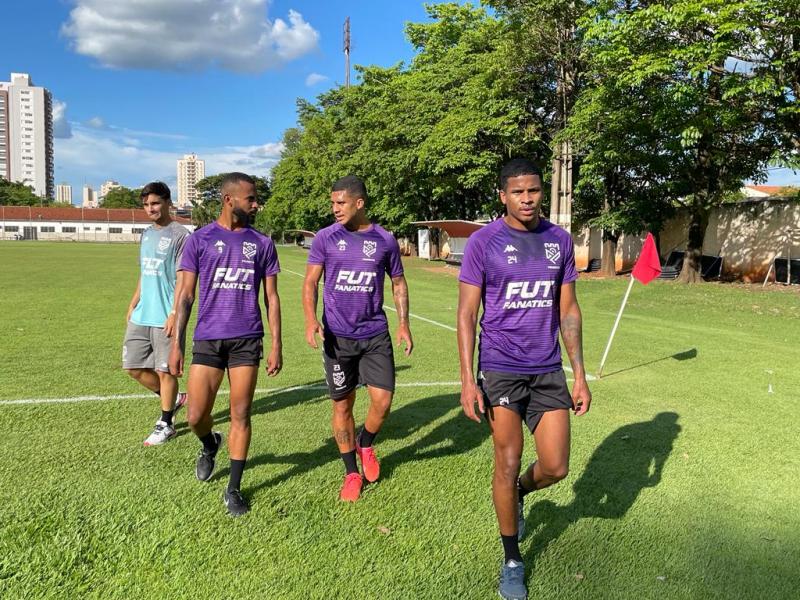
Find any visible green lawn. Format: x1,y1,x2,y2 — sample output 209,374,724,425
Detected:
0,241,798,599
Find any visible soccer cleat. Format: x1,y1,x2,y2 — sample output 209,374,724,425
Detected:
173,392,188,414
498,560,527,600
517,496,526,540
223,488,250,517
356,443,380,483
339,472,363,502
195,432,222,482
143,420,176,446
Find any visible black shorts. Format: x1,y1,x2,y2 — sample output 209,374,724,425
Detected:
322,330,395,400
192,337,263,370
479,369,572,432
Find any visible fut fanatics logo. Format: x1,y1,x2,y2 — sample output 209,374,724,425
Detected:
337,239,347,251
214,240,226,254
544,243,560,264
504,245,518,253
242,241,257,260
157,237,170,253
362,240,377,257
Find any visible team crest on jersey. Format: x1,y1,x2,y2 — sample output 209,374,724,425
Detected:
363,240,377,257
544,243,560,264
242,241,257,259
215,240,226,254
337,239,347,251
157,237,170,253
332,370,346,388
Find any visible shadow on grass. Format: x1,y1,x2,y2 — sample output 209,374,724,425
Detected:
601,348,697,378
234,392,487,495
523,412,681,566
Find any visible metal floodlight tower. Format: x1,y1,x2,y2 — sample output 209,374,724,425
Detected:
344,17,351,88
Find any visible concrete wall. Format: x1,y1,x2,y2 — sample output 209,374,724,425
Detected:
0,219,196,243
572,198,800,281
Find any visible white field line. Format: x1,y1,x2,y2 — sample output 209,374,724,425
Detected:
0,381,465,406
281,264,595,381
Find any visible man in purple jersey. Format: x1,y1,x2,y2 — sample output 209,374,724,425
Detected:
457,158,591,600
302,175,412,502
168,172,282,517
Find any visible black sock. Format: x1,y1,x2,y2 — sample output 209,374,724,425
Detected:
357,427,377,448
199,432,219,454
341,450,359,474
501,534,523,563
160,409,174,426
228,459,246,492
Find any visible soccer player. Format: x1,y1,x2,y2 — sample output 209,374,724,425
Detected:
302,175,412,502
457,158,591,600
123,182,189,446
168,172,282,517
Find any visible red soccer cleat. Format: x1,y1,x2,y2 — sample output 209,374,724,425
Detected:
356,444,380,483
340,473,363,502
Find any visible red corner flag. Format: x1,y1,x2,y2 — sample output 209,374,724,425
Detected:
631,233,662,285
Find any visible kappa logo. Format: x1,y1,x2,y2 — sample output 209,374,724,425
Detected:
214,240,226,254
504,245,518,253
337,239,347,251
362,240,377,257
332,370,346,388
157,237,170,253
544,242,560,264
242,241,257,260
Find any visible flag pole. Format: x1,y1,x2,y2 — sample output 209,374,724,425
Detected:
597,274,635,378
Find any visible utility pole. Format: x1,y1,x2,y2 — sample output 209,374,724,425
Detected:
343,17,351,88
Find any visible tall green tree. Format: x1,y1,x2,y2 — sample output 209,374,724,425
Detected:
193,173,271,229
102,186,141,209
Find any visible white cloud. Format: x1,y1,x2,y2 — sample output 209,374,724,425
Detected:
305,72,329,87
62,0,319,72
52,100,72,138
55,124,283,199
85,116,107,129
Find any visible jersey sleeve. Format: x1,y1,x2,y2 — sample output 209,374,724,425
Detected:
179,232,199,273
262,238,281,277
458,232,485,287
307,229,326,265
174,229,189,271
385,234,404,278
562,234,578,284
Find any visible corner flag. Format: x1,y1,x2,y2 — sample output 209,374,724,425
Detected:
631,233,662,284
597,232,663,378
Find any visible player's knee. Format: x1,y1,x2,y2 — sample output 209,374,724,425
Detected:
126,368,143,380
332,398,354,418
495,453,522,485
230,403,252,427
540,463,568,483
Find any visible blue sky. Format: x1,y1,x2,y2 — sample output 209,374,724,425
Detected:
1,0,796,204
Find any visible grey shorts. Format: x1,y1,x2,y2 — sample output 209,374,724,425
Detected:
322,330,395,400
122,322,171,372
479,369,572,432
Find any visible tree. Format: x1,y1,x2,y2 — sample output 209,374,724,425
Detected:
102,186,141,208
193,173,271,229
0,177,44,206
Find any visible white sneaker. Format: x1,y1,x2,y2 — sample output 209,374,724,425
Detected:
174,392,188,414
143,420,177,446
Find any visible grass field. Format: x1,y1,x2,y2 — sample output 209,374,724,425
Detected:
1,240,799,599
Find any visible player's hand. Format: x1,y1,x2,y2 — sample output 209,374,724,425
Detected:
571,376,592,416
164,313,176,338
305,320,324,349
266,346,282,376
168,345,184,377
396,323,413,356
460,380,485,423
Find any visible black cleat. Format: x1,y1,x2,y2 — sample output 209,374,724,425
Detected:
223,488,250,517
195,431,222,482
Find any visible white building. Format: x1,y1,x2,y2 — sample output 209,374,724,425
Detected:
82,185,97,208
100,179,121,200
0,73,54,199
177,153,205,209
56,183,72,204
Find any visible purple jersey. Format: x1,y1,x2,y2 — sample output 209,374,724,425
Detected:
180,222,280,341
308,223,404,339
459,218,578,374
